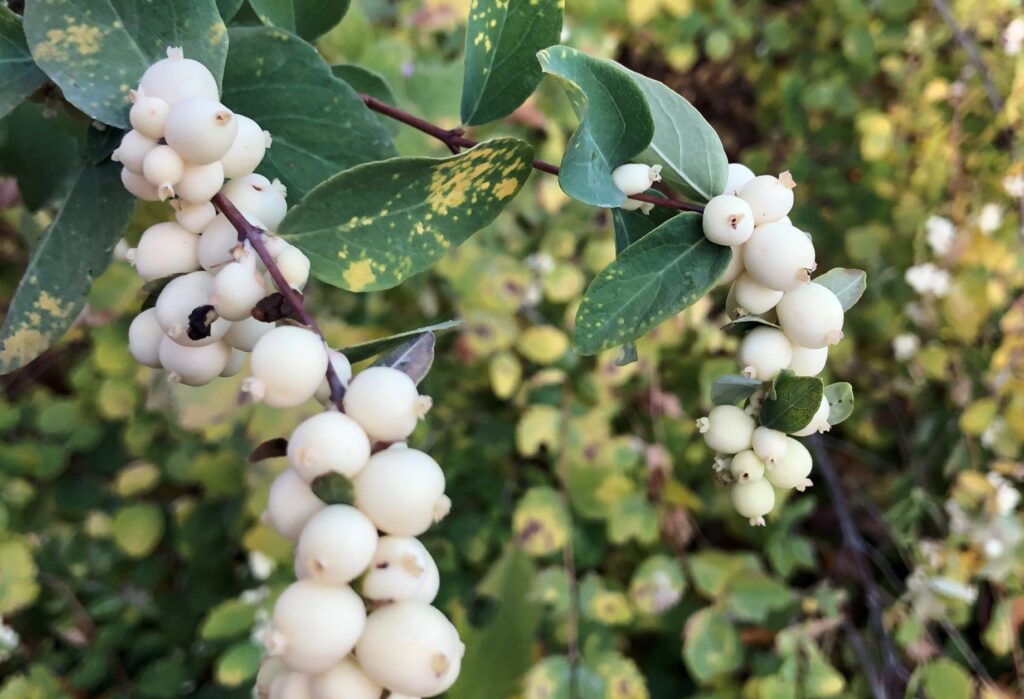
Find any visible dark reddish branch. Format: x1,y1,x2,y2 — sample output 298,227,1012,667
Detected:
212,192,346,406
357,93,705,214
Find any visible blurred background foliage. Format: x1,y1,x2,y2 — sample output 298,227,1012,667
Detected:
2,0,1024,697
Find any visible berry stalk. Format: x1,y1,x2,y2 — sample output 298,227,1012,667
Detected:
212,191,346,406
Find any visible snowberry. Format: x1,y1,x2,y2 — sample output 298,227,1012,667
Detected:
128,88,170,139
612,163,662,197
158,336,230,386
266,580,365,674
310,658,383,699
154,271,231,346
296,505,378,585
356,602,464,697
263,234,290,258
765,437,813,491
256,656,288,699
315,350,353,404
792,395,830,437
265,468,325,540
173,199,217,234
224,315,274,352
742,220,816,292
723,162,756,196
775,282,845,349
138,47,219,106
702,194,754,246
269,673,312,699
221,115,271,178
354,444,448,536
729,450,765,484
175,161,225,204
121,168,160,201
141,145,185,200
198,214,243,270
362,536,440,605
696,405,755,454
738,172,796,225
211,257,266,321
731,478,775,526
221,174,288,230
788,344,828,377
130,222,199,282
164,97,239,165
738,327,793,381
276,245,311,290
247,326,328,407
618,197,654,214
716,246,745,288
112,130,157,174
128,308,164,368
752,426,788,464
220,348,246,377
732,273,784,315
343,367,432,443
288,411,371,482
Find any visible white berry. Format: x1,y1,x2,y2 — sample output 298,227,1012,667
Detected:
738,172,796,225
269,672,312,699
247,326,328,408
266,580,365,674
696,405,755,454
112,130,157,174
131,222,199,282
265,468,324,540
731,478,775,526
752,426,788,464
354,444,448,536
362,536,440,605
121,168,160,201
612,163,662,197
211,257,266,321
310,658,383,699
287,411,371,482
224,315,274,352
775,282,845,349
765,437,813,491
788,344,828,377
315,350,353,404
276,245,311,290
175,161,225,204
128,308,164,368
128,88,170,139
792,395,831,437
158,337,230,386
138,47,219,107
154,270,230,346
732,273,784,315
343,367,432,443
715,245,745,288
296,505,378,585
173,199,217,234
723,162,755,196
738,327,793,381
356,602,464,697
221,174,288,230
164,97,239,165
730,450,765,483
141,145,185,200
702,194,754,246
742,220,816,292
221,115,271,178
198,214,243,270
256,657,288,699
220,348,246,377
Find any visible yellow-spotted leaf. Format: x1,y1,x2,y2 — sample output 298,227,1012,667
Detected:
517,325,570,364
279,138,534,291
516,404,563,456
512,486,569,556
489,351,522,399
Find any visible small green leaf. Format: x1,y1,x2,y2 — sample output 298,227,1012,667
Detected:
802,645,846,698
310,472,354,505
215,641,262,687
0,536,39,615
221,26,395,201
331,63,399,134
813,268,866,311
722,315,781,335
112,503,164,558
279,138,534,291
608,493,658,545
537,45,653,207
573,213,730,355
711,374,762,405
688,550,761,598
0,7,47,121
915,659,972,699
460,0,563,125
759,370,825,433
683,607,744,684
824,382,854,425
724,573,794,622
341,320,462,363
0,160,136,374
201,599,258,640
248,0,350,40
24,0,228,128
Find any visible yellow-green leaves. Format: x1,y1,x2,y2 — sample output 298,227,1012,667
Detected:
824,382,854,425
24,0,228,128
573,213,730,355
280,138,534,291
113,503,164,558
0,161,136,374
460,0,563,126
814,267,867,310
537,45,653,207
0,537,38,614
759,370,825,433
248,0,350,41
513,487,569,556
0,7,46,121
683,607,743,684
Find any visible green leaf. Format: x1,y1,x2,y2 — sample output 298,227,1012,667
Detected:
248,0,350,40
460,0,563,126
214,641,261,687
620,66,727,201
722,315,781,335
0,7,47,121
611,196,678,250
711,374,762,405
0,102,80,210
607,493,658,545
688,550,761,598
331,63,399,134
221,26,395,201
217,0,247,21
683,607,744,684
824,382,854,425
0,160,135,374
724,573,794,622
24,0,228,128
200,598,258,640
537,45,653,207
759,370,825,433
341,320,462,363
112,503,164,558
573,213,730,355
802,645,846,698
915,659,972,699
370,331,439,384
0,536,39,615
813,267,866,311
279,138,534,291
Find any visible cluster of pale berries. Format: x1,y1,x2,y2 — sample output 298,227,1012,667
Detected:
119,48,312,394
255,366,463,699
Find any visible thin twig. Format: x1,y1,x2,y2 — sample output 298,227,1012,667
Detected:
556,386,581,695
929,0,1004,112
357,94,705,214
212,193,346,405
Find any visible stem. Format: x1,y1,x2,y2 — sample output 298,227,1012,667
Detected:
212,192,346,406
556,386,581,695
357,94,705,214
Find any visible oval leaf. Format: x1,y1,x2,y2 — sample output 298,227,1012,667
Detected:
537,45,653,207
813,267,866,311
341,319,462,364
573,213,730,355
611,194,678,251
824,382,854,426
279,138,534,291
759,370,825,433
722,314,780,335
248,0,350,41
711,374,762,405
0,7,47,121
683,607,743,684
221,26,395,201
460,0,563,126
0,160,136,374
370,332,435,385
24,0,228,128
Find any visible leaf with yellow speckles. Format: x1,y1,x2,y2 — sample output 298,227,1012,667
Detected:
0,6,47,121
460,0,563,126
221,27,395,201
249,0,350,41
537,45,653,207
573,213,730,355
24,0,228,128
279,137,534,291
0,160,135,374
